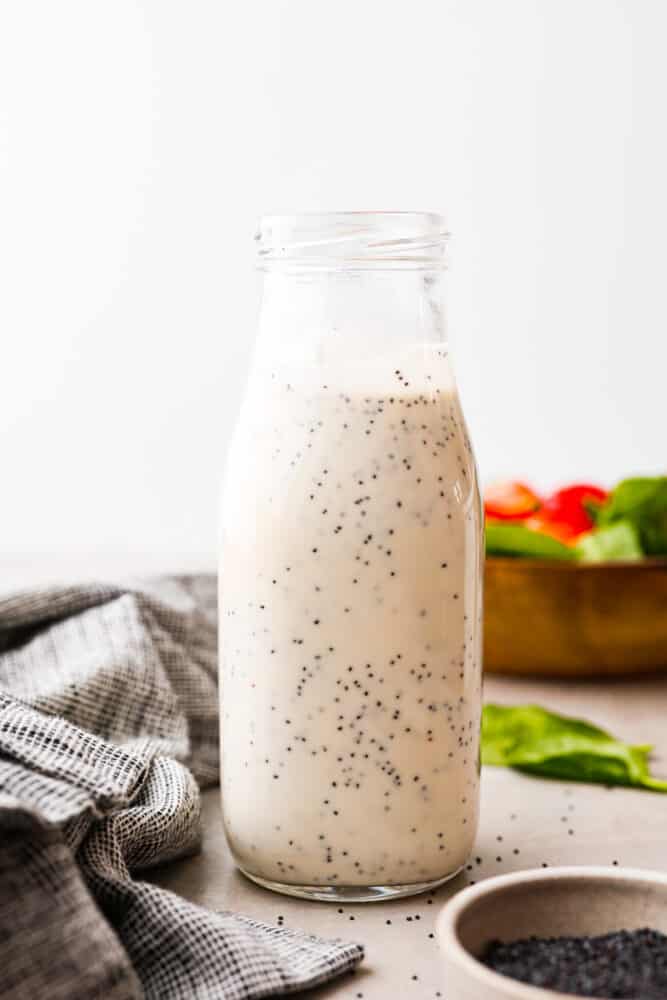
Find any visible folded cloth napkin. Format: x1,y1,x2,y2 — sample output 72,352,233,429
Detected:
0,576,363,999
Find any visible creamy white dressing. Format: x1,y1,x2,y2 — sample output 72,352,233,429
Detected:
220,347,482,888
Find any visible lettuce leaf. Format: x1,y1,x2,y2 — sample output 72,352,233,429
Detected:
575,520,643,562
482,704,667,792
597,477,667,556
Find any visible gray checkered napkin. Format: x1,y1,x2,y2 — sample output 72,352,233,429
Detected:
0,576,363,999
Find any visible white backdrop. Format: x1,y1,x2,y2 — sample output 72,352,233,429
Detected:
2,0,665,575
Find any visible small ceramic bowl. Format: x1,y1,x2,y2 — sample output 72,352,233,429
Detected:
437,866,667,999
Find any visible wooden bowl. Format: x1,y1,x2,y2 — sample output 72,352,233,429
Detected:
437,866,667,1000
484,557,667,677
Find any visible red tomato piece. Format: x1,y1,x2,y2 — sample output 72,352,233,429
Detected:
539,484,609,541
485,481,542,521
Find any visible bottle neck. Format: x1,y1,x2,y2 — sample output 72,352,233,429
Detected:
257,266,448,369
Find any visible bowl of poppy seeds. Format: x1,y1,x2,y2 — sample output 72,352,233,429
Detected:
437,867,667,999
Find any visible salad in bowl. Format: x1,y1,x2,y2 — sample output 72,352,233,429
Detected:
485,476,667,563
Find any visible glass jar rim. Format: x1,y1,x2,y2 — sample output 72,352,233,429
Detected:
255,211,448,269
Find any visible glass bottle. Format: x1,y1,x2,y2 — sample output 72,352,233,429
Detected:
220,212,483,901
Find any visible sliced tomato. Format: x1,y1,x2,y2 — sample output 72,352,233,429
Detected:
538,484,609,541
484,481,541,521
524,513,579,544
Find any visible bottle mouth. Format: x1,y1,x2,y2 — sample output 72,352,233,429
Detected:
256,211,448,269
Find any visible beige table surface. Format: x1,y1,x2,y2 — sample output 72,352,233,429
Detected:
6,562,666,998
150,672,667,1000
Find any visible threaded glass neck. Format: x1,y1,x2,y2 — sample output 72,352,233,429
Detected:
256,211,448,270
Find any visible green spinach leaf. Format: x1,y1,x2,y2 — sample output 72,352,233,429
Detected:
485,523,576,561
481,704,667,792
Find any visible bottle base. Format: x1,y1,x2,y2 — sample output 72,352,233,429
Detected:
236,863,465,902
